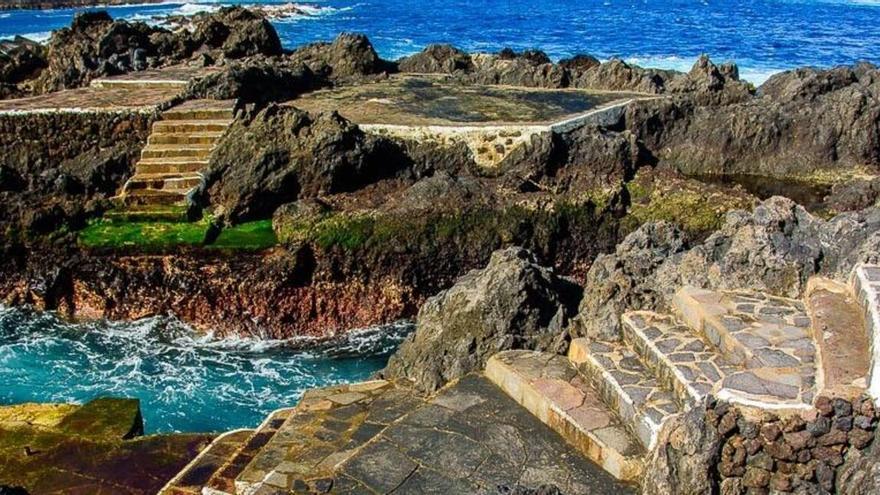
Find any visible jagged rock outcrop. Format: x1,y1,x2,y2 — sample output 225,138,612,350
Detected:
397,44,473,74
666,54,753,105
574,196,880,340
185,58,315,104
465,49,568,88
204,104,401,222
383,247,581,392
641,403,721,495
573,221,687,341
190,6,281,59
0,36,46,97
628,62,880,176
825,177,880,213
288,33,391,81
13,7,282,94
571,58,671,93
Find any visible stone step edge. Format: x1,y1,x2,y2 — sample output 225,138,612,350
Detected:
204,407,297,495
568,338,670,450
485,353,644,482
620,311,708,404
157,428,254,495
236,380,403,494
672,287,753,367
850,264,880,404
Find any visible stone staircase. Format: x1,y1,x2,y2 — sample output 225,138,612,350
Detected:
486,265,878,483
119,99,235,207
159,265,879,493
160,376,633,494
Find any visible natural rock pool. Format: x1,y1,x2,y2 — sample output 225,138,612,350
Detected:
0,305,411,433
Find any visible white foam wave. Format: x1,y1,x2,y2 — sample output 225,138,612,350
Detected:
621,54,783,85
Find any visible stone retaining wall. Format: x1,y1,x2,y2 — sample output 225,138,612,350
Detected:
709,396,877,494
0,110,155,170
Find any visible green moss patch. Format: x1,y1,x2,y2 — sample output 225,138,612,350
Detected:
208,219,278,251
275,200,606,254
624,172,755,238
78,217,211,251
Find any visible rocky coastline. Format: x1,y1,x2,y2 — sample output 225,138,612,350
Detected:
1,7,880,494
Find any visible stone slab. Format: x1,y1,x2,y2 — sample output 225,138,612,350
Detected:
486,350,644,482
342,372,636,493
806,277,870,399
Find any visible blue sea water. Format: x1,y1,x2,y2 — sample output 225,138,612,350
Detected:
0,0,879,84
0,305,410,433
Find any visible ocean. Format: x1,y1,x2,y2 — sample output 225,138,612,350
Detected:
0,305,410,433
0,0,878,85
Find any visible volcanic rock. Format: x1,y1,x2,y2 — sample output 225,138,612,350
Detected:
383,247,581,392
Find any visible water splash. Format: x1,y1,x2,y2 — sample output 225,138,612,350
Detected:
0,305,411,433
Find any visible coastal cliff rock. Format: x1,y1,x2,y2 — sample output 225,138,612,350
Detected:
628,62,880,176
383,247,581,392
205,104,399,223
288,33,390,81
397,44,473,74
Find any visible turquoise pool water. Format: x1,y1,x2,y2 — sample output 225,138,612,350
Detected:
0,305,410,433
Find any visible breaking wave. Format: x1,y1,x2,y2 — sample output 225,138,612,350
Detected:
0,305,411,433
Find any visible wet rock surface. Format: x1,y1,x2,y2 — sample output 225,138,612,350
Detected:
0,398,212,495
383,247,581,393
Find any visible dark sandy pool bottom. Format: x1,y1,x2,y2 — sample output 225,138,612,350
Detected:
289,75,645,126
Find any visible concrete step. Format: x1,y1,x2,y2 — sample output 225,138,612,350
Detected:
850,264,880,400
158,429,254,495
152,120,232,133
148,131,225,145
136,158,210,175
621,311,739,405
121,188,189,206
103,204,191,223
141,144,214,160
163,108,234,121
486,350,645,482
204,408,294,495
806,277,870,400
124,173,202,192
568,338,682,450
673,287,817,412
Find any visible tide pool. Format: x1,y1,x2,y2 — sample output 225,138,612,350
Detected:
0,305,410,433
0,0,879,85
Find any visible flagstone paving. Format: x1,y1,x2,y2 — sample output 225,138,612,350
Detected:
673,287,817,411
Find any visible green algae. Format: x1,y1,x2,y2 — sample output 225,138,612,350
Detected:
275,200,606,253
78,216,211,251
208,219,278,251
623,174,755,238
0,398,212,494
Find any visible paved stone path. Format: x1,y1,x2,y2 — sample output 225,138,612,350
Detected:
168,377,633,494
486,351,645,482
